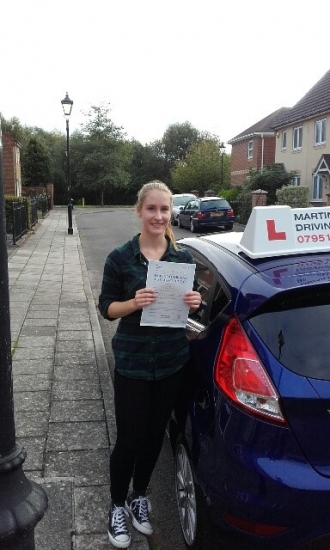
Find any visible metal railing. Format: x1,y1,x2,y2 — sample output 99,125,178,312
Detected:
7,196,50,246
12,201,28,245
230,199,253,225
37,196,49,218
30,197,38,227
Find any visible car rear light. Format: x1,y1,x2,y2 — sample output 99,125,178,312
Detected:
227,209,234,217
214,317,286,424
196,212,206,219
223,511,288,536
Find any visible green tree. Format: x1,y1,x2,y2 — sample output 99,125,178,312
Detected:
22,136,52,186
0,115,30,147
71,104,131,205
162,122,201,170
1,114,67,201
171,138,226,196
128,140,167,196
246,163,295,204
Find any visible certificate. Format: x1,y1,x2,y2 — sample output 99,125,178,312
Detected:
140,260,196,328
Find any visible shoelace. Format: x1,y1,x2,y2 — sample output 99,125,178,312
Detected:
112,506,129,534
131,497,150,523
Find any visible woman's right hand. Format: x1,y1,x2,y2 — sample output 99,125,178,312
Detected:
133,288,157,310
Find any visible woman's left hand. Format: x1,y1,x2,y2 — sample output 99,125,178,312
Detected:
184,291,202,312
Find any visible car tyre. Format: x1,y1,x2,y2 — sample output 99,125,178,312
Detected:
190,219,196,233
178,217,182,228
226,223,234,230
175,435,213,548
175,436,198,546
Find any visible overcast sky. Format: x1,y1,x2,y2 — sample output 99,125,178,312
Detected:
2,0,330,151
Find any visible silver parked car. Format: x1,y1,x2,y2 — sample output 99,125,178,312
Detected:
171,193,197,225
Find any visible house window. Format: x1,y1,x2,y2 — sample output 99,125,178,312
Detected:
293,126,303,150
281,130,287,150
248,140,253,159
315,119,326,145
292,175,301,187
312,175,323,201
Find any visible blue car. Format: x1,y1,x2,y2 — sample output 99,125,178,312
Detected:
170,205,330,549
177,196,235,232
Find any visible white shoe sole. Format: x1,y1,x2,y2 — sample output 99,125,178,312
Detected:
125,504,153,536
108,529,131,548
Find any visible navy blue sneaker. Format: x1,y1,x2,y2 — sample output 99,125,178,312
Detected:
108,505,131,548
125,494,153,536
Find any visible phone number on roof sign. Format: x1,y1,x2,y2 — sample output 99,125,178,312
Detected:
297,234,330,243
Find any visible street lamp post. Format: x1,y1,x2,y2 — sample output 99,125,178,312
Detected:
0,130,47,549
219,142,226,188
61,92,74,235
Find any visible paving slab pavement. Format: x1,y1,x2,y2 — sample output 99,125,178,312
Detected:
7,208,149,550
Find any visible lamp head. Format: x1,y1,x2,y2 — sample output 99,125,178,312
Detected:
61,92,73,119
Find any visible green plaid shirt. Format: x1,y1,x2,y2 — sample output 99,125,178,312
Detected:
98,234,195,380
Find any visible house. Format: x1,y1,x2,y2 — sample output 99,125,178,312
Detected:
272,69,330,205
2,131,22,196
228,108,289,186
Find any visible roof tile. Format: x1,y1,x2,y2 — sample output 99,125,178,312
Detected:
272,69,330,128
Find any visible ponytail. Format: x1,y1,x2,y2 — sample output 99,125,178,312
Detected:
166,223,178,251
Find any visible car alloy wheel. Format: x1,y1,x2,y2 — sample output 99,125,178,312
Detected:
190,219,196,233
178,217,182,228
175,438,197,546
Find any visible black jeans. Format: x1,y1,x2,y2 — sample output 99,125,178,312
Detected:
110,368,185,505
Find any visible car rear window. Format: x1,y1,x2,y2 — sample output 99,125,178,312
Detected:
173,196,193,206
200,199,230,211
248,285,330,380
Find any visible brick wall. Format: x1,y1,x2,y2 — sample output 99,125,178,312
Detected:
3,132,17,195
22,184,54,209
262,136,276,165
252,190,268,207
230,135,276,187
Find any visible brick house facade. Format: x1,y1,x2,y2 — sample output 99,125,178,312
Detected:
228,108,290,187
3,131,22,196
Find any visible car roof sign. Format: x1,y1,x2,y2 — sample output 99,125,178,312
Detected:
238,205,330,258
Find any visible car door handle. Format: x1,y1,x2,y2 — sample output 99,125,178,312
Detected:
185,318,205,341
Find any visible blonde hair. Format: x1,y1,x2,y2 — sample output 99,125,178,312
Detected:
136,180,178,250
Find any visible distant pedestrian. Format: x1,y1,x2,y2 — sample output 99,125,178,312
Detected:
98,180,201,548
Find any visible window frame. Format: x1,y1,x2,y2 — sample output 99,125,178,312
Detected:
315,119,326,146
293,126,303,150
312,174,323,201
281,130,287,150
291,175,301,187
247,140,254,159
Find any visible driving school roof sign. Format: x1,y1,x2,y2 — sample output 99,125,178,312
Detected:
238,205,330,258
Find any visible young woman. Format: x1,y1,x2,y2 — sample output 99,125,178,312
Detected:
98,180,201,548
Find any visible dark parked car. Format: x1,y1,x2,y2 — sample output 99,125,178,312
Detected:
178,196,235,232
170,205,330,549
